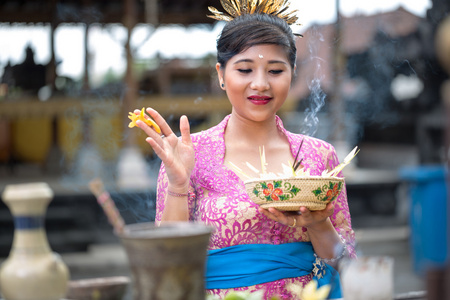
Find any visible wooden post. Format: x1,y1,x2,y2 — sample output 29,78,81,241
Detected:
123,0,137,146
80,0,93,91
117,0,152,190
330,0,348,158
145,0,158,25
83,23,90,91
47,0,57,93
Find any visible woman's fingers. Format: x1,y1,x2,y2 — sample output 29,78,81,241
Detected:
135,108,168,153
145,107,173,138
268,207,285,219
258,207,291,225
299,206,310,216
137,109,193,150
258,207,273,219
179,115,192,145
145,135,167,156
323,202,335,216
259,203,335,228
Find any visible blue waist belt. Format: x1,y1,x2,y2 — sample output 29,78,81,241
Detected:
206,242,342,299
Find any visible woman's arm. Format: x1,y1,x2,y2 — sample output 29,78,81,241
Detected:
301,208,345,268
306,146,355,265
160,181,192,223
135,108,195,224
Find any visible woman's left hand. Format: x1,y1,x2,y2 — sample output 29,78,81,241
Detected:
258,202,335,230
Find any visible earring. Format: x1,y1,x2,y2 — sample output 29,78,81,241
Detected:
221,83,225,88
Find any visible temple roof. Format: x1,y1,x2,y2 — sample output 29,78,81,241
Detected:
0,0,221,25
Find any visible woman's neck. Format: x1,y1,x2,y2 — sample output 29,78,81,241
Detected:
225,113,282,149
223,113,293,179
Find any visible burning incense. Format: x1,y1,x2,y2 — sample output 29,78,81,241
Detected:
292,138,304,172
89,178,125,233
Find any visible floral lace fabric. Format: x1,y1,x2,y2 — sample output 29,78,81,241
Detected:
155,115,356,300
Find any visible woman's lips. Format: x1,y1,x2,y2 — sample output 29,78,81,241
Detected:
248,95,272,105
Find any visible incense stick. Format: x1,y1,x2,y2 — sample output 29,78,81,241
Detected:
292,138,304,172
89,178,125,233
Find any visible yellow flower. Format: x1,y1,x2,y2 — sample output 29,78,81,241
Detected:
128,111,139,128
128,107,161,133
288,280,331,300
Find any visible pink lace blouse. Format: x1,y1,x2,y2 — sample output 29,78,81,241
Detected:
155,115,356,300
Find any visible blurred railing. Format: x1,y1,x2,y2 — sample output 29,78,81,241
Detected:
0,95,231,165
0,95,297,166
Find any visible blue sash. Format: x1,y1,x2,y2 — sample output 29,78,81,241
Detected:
205,242,342,299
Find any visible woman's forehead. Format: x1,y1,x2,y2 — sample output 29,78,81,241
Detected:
230,44,290,63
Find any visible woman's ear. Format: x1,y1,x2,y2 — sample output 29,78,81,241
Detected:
216,63,225,90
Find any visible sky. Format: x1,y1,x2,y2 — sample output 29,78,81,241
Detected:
0,0,432,84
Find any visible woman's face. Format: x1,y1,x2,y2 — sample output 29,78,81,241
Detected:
216,44,294,123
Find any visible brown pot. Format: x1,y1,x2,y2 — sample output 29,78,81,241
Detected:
116,222,213,300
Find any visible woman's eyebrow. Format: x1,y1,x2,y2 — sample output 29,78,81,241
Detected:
234,59,253,64
267,60,288,65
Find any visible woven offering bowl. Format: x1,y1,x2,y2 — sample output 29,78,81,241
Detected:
244,176,345,211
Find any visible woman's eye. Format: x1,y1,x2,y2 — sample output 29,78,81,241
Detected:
270,70,283,75
238,69,252,74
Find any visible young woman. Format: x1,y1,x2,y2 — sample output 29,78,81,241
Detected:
135,8,355,300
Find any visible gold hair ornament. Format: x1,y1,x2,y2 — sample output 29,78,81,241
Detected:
208,0,302,36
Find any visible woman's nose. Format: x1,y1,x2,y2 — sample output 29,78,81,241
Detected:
250,72,270,91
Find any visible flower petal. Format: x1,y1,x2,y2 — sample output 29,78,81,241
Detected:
303,279,318,295
273,188,283,195
128,112,139,128
315,284,331,299
127,107,162,133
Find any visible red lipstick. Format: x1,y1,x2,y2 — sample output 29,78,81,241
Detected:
248,95,272,105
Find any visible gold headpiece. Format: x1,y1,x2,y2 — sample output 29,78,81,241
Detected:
207,0,300,26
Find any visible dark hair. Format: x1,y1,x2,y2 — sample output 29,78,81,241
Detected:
216,13,297,69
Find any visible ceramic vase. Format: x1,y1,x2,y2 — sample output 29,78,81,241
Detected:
0,182,70,300
117,222,212,300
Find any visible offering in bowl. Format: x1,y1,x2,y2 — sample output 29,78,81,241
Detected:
244,176,344,211
234,145,359,211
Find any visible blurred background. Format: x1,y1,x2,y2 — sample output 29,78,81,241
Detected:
0,0,449,298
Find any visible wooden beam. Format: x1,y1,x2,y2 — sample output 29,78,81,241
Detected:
0,96,232,118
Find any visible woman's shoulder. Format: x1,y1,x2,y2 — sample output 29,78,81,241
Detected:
190,115,229,145
190,124,222,145
188,118,228,175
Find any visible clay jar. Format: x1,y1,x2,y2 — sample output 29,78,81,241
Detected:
117,222,213,300
0,182,70,300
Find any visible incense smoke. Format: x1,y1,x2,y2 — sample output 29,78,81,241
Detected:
302,77,326,137
300,26,326,138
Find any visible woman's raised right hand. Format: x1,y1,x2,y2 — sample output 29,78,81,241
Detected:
135,107,195,192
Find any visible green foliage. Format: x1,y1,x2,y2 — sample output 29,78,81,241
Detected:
273,181,282,188
312,187,322,196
